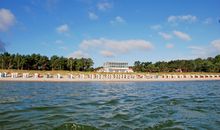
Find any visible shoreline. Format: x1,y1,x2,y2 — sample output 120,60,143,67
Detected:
1,77,220,82
1,71,220,82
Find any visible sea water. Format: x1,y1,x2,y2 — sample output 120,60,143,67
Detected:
0,81,220,129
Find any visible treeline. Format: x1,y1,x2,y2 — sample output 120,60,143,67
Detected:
0,52,94,71
133,55,220,73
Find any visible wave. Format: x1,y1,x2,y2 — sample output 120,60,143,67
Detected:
54,123,99,130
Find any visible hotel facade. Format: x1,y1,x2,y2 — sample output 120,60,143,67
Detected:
102,62,133,72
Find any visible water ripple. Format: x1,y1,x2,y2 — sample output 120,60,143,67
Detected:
0,81,220,129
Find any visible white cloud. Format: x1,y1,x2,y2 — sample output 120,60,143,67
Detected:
55,40,64,44
188,46,205,51
187,39,220,58
150,24,161,30
88,12,98,20
203,17,212,24
173,30,191,41
166,43,174,49
100,50,115,57
56,24,69,34
158,32,172,40
54,40,67,50
0,8,16,32
115,16,125,23
97,2,112,11
58,46,68,51
211,39,220,51
45,0,59,11
80,38,153,57
188,46,210,58
168,15,197,23
69,50,89,58
110,16,125,25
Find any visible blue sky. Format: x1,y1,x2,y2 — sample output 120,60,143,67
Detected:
0,0,220,67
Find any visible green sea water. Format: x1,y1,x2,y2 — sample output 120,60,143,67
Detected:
0,81,220,130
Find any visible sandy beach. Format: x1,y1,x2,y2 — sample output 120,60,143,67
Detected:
1,70,220,82
1,74,220,82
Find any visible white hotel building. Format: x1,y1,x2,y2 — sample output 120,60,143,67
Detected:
102,62,133,72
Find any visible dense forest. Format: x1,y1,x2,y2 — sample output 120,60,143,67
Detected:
1,52,220,72
133,55,220,73
0,52,94,71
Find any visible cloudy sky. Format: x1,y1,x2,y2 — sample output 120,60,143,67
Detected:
0,0,220,66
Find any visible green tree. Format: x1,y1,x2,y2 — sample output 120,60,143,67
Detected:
50,55,59,70
67,58,74,71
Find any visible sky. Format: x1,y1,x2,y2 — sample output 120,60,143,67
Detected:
0,0,220,67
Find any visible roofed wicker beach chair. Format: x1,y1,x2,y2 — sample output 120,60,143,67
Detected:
11,73,18,78
57,74,62,79
23,73,29,78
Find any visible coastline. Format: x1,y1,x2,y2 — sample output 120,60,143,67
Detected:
1,70,220,82
1,77,220,82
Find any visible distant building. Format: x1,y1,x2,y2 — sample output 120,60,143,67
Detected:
175,69,183,73
102,62,133,72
